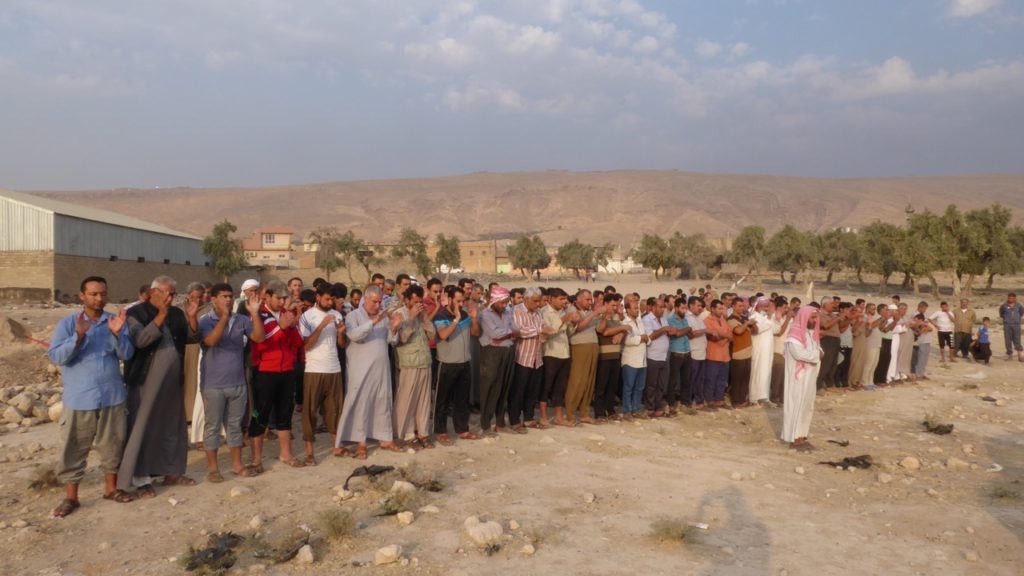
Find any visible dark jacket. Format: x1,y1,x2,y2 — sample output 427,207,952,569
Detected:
124,302,192,387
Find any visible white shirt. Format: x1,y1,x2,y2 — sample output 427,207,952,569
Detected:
929,310,954,332
299,307,343,373
621,314,648,368
686,311,708,361
642,312,669,361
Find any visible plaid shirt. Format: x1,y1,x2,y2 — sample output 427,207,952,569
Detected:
513,302,545,369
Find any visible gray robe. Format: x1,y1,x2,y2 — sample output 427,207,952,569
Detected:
335,307,394,445
117,319,196,489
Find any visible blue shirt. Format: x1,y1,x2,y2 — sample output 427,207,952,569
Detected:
199,312,253,389
667,313,691,354
979,325,990,345
48,310,134,410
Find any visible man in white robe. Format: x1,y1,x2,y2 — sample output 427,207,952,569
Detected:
748,297,774,404
782,305,821,451
334,286,402,459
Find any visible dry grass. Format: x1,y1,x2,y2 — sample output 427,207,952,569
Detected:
650,517,698,544
380,489,424,515
28,466,59,491
317,508,356,541
988,485,1020,501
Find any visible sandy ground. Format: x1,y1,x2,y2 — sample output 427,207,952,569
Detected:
0,277,1022,576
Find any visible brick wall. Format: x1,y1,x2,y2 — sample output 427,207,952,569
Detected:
53,254,218,303
0,251,54,302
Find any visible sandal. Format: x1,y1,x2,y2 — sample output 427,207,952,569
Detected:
103,488,135,503
458,432,481,440
52,498,80,518
136,484,157,499
303,455,317,467
527,421,549,430
249,463,265,475
416,436,435,449
553,420,577,428
234,466,259,477
379,442,403,453
332,447,351,458
436,434,454,447
205,471,225,484
511,425,528,434
280,458,305,468
161,475,197,487
353,445,368,460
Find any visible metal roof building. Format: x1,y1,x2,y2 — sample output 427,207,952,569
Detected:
1,189,213,302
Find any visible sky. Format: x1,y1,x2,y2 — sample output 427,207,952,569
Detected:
0,0,1022,190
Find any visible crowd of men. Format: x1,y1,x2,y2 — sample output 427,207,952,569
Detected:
48,273,1024,517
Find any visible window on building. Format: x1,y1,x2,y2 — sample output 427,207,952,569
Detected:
469,250,475,256
263,233,276,245
278,254,286,258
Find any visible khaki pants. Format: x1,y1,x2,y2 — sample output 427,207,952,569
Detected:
301,372,341,442
58,403,127,485
394,366,432,441
564,343,599,419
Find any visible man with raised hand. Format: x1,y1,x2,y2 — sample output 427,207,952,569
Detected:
49,276,135,517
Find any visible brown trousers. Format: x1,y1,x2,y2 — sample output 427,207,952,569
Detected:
394,366,431,441
564,343,599,419
301,372,341,442
183,343,200,422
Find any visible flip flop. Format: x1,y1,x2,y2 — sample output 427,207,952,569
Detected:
205,471,225,484
52,498,80,518
103,488,136,503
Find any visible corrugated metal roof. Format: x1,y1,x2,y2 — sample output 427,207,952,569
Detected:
0,189,202,240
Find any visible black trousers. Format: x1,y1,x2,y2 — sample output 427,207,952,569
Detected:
509,363,543,425
643,358,669,411
593,357,621,418
479,346,514,430
434,361,471,435
542,356,570,407
817,336,840,388
874,342,891,385
954,331,972,359
836,346,852,387
668,352,691,406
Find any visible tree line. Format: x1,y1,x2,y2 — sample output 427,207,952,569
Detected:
202,203,1022,295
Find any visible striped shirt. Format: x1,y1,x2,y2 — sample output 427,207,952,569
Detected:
513,302,544,369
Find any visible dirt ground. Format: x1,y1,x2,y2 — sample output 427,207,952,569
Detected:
0,277,1022,576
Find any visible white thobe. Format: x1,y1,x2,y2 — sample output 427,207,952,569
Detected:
781,337,821,443
749,311,774,402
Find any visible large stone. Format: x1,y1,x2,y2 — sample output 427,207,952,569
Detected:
295,545,314,564
31,404,48,422
10,392,38,416
374,545,402,565
2,406,22,425
464,516,503,547
899,457,921,471
396,511,414,526
390,480,416,494
48,402,63,423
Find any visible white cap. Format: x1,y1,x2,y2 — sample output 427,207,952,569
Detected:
241,279,260,291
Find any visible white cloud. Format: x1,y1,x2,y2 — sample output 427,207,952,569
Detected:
695,39,722,58
947,0,1002,18
632,35,658,53
730,42,751,58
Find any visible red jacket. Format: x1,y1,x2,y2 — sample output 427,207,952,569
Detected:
251,304,303,373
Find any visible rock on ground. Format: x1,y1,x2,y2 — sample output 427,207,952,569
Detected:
464,516,504,547
375,545,402,565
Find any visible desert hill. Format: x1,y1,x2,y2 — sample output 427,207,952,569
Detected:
33,171,1024,245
